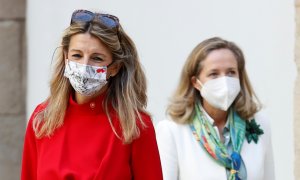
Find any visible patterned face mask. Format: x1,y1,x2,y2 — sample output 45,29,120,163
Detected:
64,60,108,96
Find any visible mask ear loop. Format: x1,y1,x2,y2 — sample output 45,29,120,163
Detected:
105,61,114,81
106,60,120,80
196,79,204,89
107,61,114,68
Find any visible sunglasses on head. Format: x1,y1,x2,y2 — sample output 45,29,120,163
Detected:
70,9,119,29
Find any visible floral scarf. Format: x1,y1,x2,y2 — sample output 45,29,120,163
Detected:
190,103,246,180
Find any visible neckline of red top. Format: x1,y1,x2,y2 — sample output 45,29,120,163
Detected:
68,92,108,115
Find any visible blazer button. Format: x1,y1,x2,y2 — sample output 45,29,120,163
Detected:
90,102,96,109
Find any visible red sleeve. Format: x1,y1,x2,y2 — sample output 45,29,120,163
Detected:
21,104,45,180
131,114,163,180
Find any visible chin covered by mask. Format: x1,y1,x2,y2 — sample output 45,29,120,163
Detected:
197,76,241,111
64,60,108,96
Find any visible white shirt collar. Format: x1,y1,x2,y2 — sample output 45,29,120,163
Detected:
199,104,230,129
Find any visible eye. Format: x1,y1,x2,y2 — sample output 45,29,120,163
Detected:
92,56,104,62
227,70,237,76
208,72,218,78
71,54,82,58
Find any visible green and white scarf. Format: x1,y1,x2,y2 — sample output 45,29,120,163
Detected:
190,103,246,180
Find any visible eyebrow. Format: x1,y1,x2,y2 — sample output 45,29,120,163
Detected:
69,49,107,57
206,67,238,72
226,67,238,70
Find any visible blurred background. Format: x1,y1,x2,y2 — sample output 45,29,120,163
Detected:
0,0,299,179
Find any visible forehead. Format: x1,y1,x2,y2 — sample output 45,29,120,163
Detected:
68,33,112,55
201,48,238,71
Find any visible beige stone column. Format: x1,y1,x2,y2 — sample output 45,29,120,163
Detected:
0,0,26,179
296,0,300,179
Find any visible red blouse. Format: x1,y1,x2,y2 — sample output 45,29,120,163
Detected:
21,94,163,180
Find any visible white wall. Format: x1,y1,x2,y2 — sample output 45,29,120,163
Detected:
27,0,296,179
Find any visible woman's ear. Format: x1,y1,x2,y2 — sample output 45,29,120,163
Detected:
108,61,122,78
191,76,201,91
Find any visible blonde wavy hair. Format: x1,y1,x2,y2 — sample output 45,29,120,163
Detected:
167,37,261,123
33,12,147,143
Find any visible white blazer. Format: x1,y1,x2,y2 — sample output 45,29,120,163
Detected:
155,112,275,180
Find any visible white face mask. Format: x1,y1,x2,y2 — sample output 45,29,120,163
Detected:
64,60,109,96
197,76,241,111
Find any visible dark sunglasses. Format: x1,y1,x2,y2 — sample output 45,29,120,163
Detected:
70,9,119,29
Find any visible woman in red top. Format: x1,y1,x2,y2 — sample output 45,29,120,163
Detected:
21,9,163,180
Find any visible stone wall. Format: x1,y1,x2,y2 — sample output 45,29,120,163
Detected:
296,0,300,179
0,0,26,179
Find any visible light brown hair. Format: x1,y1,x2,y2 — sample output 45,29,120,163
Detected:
33,12,147,143
167,37,261,123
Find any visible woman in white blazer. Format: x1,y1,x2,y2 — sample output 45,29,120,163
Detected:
156,37,275,180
